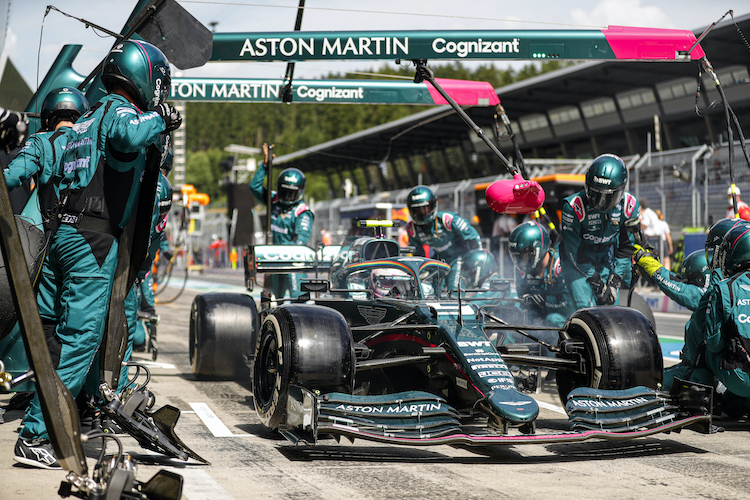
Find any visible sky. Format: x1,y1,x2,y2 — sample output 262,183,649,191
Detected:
0,0,745,91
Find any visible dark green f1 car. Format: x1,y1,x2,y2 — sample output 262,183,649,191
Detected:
188,227,714,448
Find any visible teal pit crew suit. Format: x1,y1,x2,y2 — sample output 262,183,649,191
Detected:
560,190,639,309
515,248,575,330
250,162,314,298
19,93,168,441
407,212,481,291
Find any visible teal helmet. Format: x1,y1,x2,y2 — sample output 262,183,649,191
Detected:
717,221,750,277
678,250,709,288
705,217,745,267
508,221,550,274
101,40,171,111
40,87,89,131
461,249,497,288
276,167,306,206
407,186,438,226
157,174,173,223
585,154,628,211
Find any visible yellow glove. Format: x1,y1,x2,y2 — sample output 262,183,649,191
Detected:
633,244,663,277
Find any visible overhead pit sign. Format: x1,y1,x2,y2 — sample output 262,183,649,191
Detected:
170,78,500,106
211,27,704,62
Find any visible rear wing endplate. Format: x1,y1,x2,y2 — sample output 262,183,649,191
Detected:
244,244,341,290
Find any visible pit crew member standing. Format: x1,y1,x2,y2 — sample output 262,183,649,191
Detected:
406,185,481,291
509,221,575,330
559,154,639,309
14,40,181,470
2,88,89,379
250,142,313,299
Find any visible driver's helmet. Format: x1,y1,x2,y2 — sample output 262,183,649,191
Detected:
508,221,550,275
461,249,497,288
678,250,709,288
585,154,628,211
406,186,437,226
370,268,410,298
716,221,750,278
705,218,745,267
276,167,306,206
157,173,173,225
40,87,89,131
101,40,171,111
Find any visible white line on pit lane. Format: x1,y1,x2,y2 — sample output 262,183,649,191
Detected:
140,451,235,500
189,402,255,437
129,359,176,369
534,399,567,415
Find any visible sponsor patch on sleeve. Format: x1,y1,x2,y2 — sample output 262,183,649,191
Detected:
571,195,585,222
442,213,454,231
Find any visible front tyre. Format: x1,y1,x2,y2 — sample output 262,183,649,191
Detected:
253,304,354,430
556,306,663,405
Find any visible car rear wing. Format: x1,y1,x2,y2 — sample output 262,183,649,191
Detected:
243,244,341,291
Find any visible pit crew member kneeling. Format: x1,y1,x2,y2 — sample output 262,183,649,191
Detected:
691,222,750,416
509,221,575,331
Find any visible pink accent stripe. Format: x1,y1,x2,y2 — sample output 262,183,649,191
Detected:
602,26,705,60
731,228,750,250
425,78,500,106
320,415,709,445
132,40,154,93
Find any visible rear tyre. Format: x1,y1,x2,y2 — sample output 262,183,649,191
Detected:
556,306,663,405
253,304,354,430
189,293,258,379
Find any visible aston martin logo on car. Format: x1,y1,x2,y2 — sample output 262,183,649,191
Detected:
357,305,387,325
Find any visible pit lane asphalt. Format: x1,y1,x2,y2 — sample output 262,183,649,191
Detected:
3,268,750,500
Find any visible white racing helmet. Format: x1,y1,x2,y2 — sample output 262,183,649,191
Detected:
370,268,411,298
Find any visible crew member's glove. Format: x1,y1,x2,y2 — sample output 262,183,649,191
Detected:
601,273,622,306
587,272,605,300
522,293,545,308
633,243,663,277
154,103,182,132
0,108,28,152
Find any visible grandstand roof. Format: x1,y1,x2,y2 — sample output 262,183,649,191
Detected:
276,13,750,195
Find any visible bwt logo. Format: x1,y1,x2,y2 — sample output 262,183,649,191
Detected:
593,176,612,185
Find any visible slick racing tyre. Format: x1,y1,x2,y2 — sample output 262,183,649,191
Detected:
253,304,354,430
556,306,663,405
189,292,258,379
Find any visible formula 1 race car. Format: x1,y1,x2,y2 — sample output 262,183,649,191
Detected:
188,224,713,448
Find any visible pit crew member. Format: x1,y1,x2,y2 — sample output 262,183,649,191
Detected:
559,154,639,309
405,185,481,291
250,142,314,299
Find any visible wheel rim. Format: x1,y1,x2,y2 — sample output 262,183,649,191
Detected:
255,322,279,409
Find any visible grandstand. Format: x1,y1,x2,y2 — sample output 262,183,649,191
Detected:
275,13,750,229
